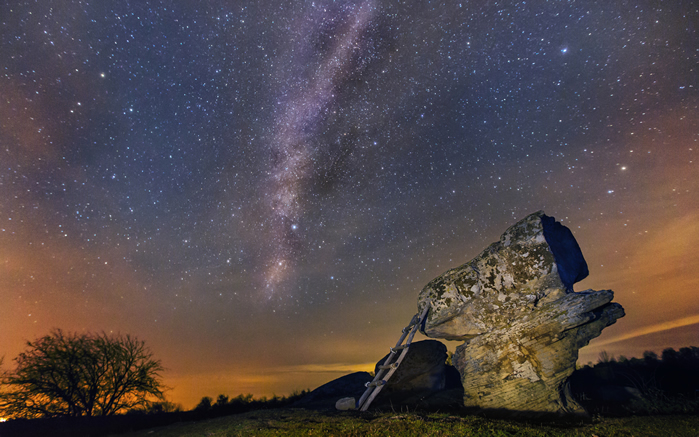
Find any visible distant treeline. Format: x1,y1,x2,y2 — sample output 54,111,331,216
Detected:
570,346,699,416
0,390,310,437
189,390,311,416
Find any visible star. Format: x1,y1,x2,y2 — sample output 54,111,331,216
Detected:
0,0,696,411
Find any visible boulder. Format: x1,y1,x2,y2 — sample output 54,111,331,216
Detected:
373,339,447,393
417,211,625,414
292,371,371,410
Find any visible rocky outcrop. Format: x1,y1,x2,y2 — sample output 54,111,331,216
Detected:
417,211,624,414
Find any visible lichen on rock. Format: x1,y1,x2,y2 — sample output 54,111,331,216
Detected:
417,211,624,415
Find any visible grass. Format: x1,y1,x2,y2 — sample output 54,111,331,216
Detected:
114,408,699,437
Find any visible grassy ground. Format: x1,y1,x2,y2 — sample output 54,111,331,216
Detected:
115,408,699,437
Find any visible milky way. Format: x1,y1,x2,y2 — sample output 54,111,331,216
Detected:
263,0,378,297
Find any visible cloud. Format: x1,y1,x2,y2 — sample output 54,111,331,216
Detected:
627,213,699,283
265,362,375,374
585,315,699,349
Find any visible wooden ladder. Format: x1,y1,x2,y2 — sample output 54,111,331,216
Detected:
356,300,431,411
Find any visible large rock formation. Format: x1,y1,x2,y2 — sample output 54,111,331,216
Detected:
417,211,624,414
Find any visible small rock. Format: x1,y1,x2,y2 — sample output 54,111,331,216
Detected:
335,397,357,410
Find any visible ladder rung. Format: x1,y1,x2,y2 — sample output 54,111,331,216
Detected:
378,363,397,370
365,380,386,388
391,344,410,352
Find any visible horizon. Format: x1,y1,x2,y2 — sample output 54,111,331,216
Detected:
1,0,697,412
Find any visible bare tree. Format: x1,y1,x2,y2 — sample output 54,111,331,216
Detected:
0,330,166,419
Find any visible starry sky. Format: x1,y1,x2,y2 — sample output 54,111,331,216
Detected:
1,0,697,409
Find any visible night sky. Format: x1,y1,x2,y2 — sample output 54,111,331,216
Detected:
1,0,697,409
